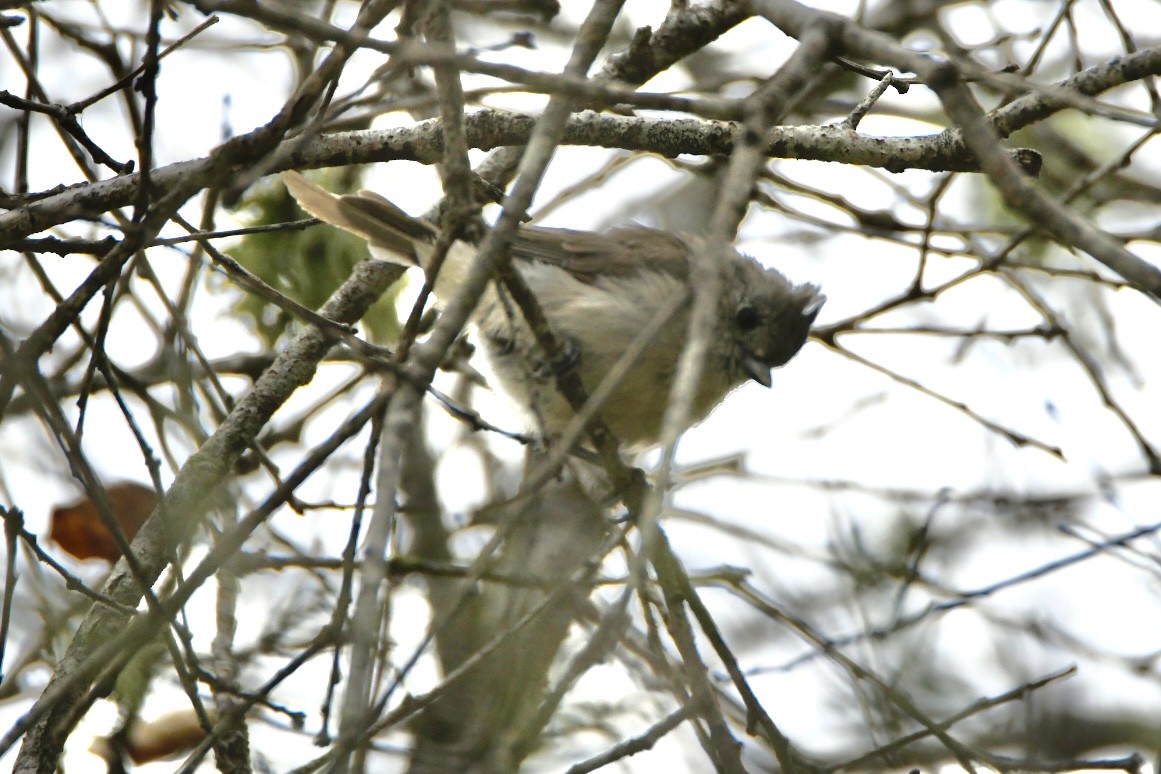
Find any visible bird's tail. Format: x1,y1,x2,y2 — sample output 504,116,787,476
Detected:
282,170,437,268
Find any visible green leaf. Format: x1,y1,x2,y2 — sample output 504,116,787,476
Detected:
227,167,404,347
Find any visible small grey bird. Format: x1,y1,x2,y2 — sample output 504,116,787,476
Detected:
284,171,823,448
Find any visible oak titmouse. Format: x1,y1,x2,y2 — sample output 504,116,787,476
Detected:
284,171,824,448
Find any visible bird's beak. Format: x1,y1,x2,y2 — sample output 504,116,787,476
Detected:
743,354,773,388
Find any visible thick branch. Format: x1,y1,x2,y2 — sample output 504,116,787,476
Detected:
2,109,1042,247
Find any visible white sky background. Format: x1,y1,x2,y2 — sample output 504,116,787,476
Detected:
1,0,1161,771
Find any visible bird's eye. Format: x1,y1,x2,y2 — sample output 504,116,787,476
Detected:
735,305,761,330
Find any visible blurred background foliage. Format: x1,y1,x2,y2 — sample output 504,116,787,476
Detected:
231,166,405,346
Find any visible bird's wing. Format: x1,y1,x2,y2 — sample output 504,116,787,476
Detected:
510,226,690,283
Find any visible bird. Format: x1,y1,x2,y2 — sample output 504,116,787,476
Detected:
283,170,824,448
